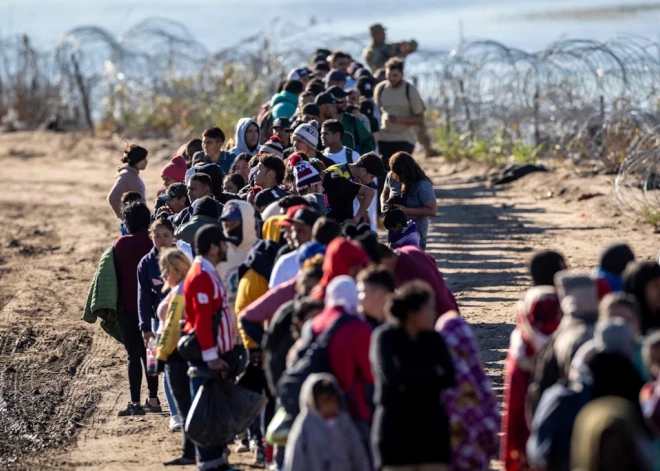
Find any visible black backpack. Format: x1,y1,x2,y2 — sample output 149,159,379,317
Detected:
277,313,353,418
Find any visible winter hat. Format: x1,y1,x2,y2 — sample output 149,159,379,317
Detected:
161,155,187,183
325,275,359,314
555,271,599,321
292,121,319,149
259,136,284,159
193,196,222,219
291,154,322,191
594,318,637,361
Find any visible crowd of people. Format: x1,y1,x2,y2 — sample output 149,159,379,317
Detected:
82,24,660,471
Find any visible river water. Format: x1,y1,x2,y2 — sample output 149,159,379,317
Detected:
5,0,660,52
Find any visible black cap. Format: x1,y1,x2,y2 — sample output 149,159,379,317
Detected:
313,60,330,73
301,103,321,118
254,188,283,209
272,117,292,129
326,86,348,102
357,76,375,98
166,182,188,199
194,224,226,256
315,92,338,106
281,207,320,228
193,196,222,218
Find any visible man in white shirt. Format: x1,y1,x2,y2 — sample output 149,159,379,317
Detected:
268,207,320,288
321,120,360,165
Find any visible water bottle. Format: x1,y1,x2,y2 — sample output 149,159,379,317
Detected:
146,338,158,376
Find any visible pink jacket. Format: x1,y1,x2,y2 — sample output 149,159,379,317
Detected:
107,164,146,219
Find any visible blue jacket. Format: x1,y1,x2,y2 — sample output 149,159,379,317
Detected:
137,248,168,333
270,91,298,119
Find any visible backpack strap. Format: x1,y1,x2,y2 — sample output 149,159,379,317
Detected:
345,148,355,164
316,313,353,349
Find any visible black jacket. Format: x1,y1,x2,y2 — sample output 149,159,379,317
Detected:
370,324,455,468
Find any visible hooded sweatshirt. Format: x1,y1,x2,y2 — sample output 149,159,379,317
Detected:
229,118,261,157
388,220,421,249
284,373,370,471
107,164,146,219
311,275,374,422
270,90,299,120
216,200,258,327
313,237,370,300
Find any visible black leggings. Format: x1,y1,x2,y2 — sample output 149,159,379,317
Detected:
117,311,158,403
166,360,196,459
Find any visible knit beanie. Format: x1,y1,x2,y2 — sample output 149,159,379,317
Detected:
292,121,319,149
259,136,284,159
291,154,322,191
193,196,221,219
555,271,599,321
594,318,637,361
161,155,187,183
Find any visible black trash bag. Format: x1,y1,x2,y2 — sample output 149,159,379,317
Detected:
220,380,269,435
185,377,237,448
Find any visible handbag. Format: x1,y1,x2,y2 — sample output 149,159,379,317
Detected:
177,330,203,363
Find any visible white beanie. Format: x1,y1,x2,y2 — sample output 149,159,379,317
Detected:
292,121,319,149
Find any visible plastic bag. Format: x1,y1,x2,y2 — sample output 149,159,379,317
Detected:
266,407,293,445
185,374,268,448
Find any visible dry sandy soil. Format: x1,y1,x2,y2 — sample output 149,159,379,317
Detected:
0,131,657,470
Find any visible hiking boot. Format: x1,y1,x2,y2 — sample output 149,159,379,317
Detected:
143,397,162,413
117,402,146,417
169,415,182,431
253,444,266,467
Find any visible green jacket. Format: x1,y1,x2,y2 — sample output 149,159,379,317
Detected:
174,215,221,247
82,244,121,343
340,113,376,155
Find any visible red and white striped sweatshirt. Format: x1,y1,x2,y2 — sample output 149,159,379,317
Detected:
183,256,234,362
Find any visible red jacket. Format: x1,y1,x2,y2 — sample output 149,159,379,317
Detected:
311,306,374,421
183,256,234,362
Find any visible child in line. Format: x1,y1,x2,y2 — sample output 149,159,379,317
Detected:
383,208,420,249
284,374,369,471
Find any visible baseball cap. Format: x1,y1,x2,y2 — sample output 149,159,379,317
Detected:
280,207,320,228
301,103,321,118
326,69,347,83
313,61,330,73
370,23,386,34
315,92,338,106
272,117,292,130
326,86,348,102
220,202,242,222
277,204,309,227
288,67,312,81
356,153,385,177
357,76,375,98
166,182,188,199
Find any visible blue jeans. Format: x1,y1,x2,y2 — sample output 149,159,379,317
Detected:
151,318,178,417
190,367,227,470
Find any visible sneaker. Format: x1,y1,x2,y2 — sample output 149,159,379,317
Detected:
249,438,259,452
118,402,146,417
163,456,196,466
144,397,162,413
169,415,182,431
235,437,250,453
253,445,266,467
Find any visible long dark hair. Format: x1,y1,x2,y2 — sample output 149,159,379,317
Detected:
389,152,430,193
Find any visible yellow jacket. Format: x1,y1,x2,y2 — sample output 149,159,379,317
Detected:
156,282,185,362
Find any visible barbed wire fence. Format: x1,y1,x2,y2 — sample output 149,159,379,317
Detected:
0,17,659,217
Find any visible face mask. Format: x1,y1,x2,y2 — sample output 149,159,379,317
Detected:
227,225,243,246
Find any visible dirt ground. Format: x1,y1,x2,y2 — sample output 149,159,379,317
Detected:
0,131,657,470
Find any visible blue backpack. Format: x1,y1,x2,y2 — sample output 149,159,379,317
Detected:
277,314,352,418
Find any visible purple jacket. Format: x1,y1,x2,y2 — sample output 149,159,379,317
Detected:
388,220,421,249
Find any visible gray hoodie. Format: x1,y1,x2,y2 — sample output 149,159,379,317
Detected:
229,117,261,157
284,373,370,471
